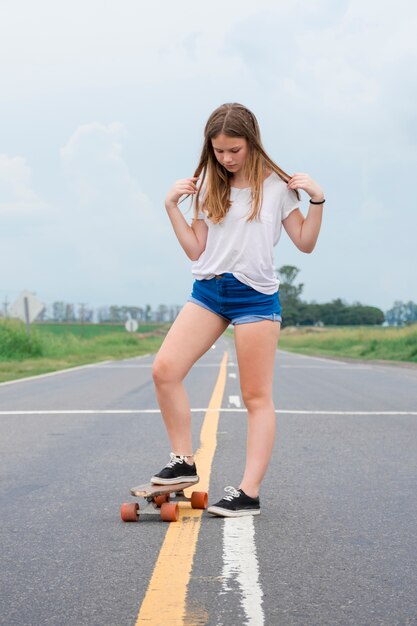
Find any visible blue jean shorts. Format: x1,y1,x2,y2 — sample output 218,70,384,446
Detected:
187,273,282,325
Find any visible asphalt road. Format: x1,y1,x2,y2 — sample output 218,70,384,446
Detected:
1,336,417,626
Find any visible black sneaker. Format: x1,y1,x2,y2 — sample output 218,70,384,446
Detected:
207,486,260,517
150,453,199,485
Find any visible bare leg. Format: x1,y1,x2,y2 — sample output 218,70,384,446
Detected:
233,320,280,497
152,302,229,460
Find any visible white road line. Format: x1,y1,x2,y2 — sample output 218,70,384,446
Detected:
96,363,225,369
277,349,349,365
96,364,152,368
228,395,241,408
0,361,113,387
0,362,373,378
0,353,158,388
1,409,416,416
118,354,151,360
222,517,264,626
278,365,372,370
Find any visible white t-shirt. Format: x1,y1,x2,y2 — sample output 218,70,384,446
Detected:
191,172,300,294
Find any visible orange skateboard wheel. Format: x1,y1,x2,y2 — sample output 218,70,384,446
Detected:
160,502,179,522
120,502,139,522
154,494,170,507
191,491,208,509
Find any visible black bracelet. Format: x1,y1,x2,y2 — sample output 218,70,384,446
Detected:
309,198,325,205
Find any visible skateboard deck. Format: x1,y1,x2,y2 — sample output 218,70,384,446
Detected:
130,481,198,498
120,480,208,523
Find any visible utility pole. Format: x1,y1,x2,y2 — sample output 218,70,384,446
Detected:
78,302,87,337
2,295,9,318
24,296,31,336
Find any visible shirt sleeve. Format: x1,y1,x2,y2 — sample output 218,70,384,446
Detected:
281,187,301,221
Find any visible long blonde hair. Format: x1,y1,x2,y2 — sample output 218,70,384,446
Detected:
189,103,299,223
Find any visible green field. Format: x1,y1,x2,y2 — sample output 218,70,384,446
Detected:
278,324,417,363
34,322,160,337
0,319,169,383
2,320,417,384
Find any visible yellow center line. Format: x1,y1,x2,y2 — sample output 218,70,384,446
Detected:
135,351,228,626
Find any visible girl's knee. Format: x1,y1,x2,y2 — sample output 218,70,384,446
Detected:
241,387,273,410
152,356,181,386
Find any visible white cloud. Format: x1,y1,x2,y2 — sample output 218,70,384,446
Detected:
60,121,150,212
0,155,47,215
55,122,163,297
1,123,167,306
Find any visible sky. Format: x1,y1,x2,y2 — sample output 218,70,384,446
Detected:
1,0,416,315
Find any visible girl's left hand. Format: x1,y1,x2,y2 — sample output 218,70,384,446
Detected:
287,173,324,202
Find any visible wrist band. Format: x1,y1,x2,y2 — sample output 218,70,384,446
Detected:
309,198,325,205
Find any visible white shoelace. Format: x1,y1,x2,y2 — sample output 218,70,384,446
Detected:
222,486,241,501
165,453,186,468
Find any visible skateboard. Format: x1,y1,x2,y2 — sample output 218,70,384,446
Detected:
120,481,208,523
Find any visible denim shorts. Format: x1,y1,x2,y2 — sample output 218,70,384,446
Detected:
187,273,282,325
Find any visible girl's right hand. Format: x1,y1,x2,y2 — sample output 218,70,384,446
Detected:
165,177,199,208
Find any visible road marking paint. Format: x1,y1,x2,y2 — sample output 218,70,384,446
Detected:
222,517,264,625
114,354,151,361
134,351,228,625
278,365,372,370
279,410,417,415
228,395,241,408
0,353,158,387
228,372,237,379
277,350,350,365
0,361,114,387
277,349,417,372
95,363,225,368
2,409,417,416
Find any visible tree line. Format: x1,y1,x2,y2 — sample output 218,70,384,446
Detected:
277,265,386,327
15,267,415,326
37,302,181,323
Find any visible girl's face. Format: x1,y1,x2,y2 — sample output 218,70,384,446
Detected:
211,134,249,175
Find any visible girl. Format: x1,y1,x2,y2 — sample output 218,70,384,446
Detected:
151,102,324,517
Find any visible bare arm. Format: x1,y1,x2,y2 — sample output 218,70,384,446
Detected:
166,206,208,261
283,173,325,253
165,178,208,261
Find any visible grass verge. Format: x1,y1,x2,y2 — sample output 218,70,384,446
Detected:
0,320,169,383
278,325,417,363
3,321,416,384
